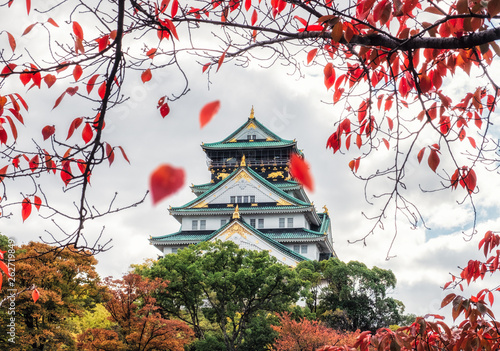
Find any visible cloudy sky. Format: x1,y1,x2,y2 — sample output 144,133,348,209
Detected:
2,0,500,324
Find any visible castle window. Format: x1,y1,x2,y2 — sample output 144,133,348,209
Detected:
200,220,206,230
250,219,256,227
287,218,294,228
293,245,300,253
250,195,255,202
244,195,249,203
192,220,198,230
230,196,235,203
237,196,242,203
258,218,264,229
172,248,178,254
221,219,227,226
301,245,308,254
279,218,285,228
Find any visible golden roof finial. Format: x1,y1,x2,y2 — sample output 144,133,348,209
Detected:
240,155,246,167
233,204,240,219
249,106,255,119
322,205,329,216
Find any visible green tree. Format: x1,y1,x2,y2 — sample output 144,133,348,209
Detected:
0,242,105,350
298,258,410,332
144,241,304,351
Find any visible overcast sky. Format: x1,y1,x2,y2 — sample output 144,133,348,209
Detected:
2,1,500,325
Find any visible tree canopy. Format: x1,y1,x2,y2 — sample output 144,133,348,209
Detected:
297,258,413,331
142,241,305,351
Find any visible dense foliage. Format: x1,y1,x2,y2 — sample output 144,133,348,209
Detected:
142,241,305,351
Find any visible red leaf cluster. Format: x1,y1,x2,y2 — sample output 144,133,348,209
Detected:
289,153,314,191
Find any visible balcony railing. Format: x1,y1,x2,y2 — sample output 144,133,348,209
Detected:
207,157,290,168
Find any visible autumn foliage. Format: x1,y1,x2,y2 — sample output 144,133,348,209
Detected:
272,312,360,351
78,273,194,351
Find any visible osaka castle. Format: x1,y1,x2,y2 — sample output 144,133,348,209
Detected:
150,108,336,266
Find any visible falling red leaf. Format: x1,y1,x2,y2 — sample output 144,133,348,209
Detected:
141,69,152,83
382,138,389,149
172,0,179,16
42,125,55,140
251,9,258,25
73,21,84,40
26,0,31,14
149,164,185,204
289,153,314,191
199,100,221,128
32,289,40,303
22,198,31,222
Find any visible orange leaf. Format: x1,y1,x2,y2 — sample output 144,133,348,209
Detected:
217,48,228,72
73,21,84,40
149,164,185,204
141,69,152,83
0,260,10,278
32,289,40,303
22,198,32,222
199,100,221,128
42,125,55,140
307,48,318,64
289,153,314,191
146,48,157,59
428,149,440,172
323,63,335,90
47,18,59,27
22,23,38,36
72,65,82,82
82,123,93,144
7,32,16,52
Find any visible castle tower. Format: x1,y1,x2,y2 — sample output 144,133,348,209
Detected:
150,108,336,265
